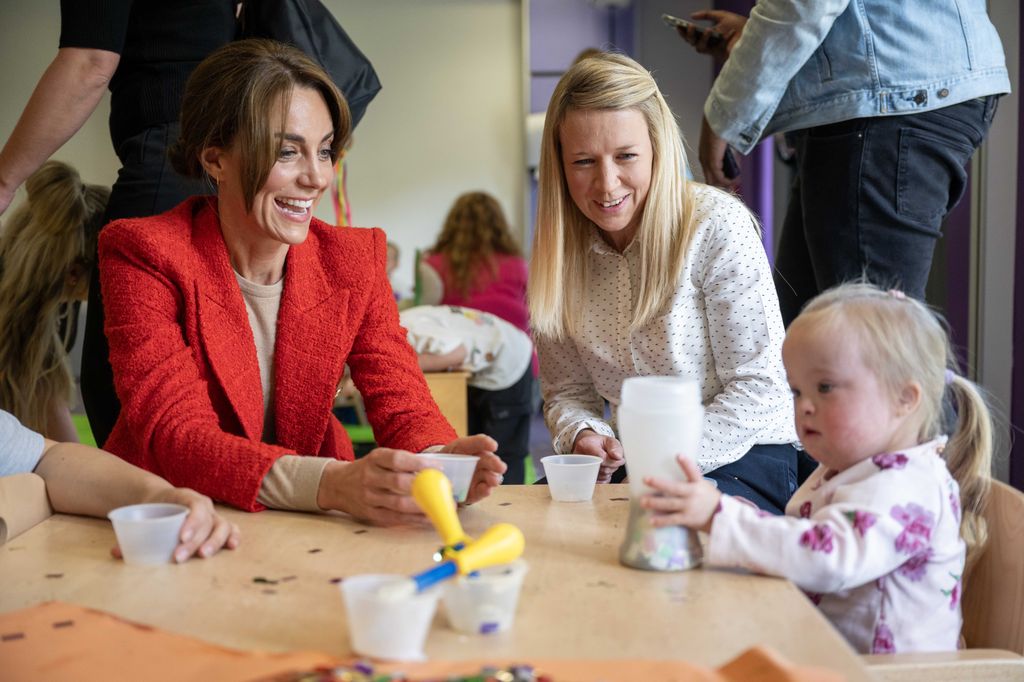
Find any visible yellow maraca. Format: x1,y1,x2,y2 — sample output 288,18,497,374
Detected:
388,523,524,598
412,468,472,555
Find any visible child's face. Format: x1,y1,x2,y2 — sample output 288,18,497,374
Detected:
782,319,918,473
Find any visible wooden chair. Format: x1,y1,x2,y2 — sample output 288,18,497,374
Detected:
865,480,1024,681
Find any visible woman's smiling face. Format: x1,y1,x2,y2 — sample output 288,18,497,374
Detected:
217,86,335,249
560,107,653,251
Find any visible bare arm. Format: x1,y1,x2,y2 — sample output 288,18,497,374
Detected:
416,344,468,372
34,439,181,517
0,47,120,215
32,439,239,561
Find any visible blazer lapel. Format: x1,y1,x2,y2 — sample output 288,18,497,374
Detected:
273,230,350,455
192,203,266,441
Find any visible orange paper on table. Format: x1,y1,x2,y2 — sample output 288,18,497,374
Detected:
1,602,843,682
0,601,340,682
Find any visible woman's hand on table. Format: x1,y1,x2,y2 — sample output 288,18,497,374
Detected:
641,455,722,534
317,449,432,527
117,487,240,563
440,434,505,504
573,429,625,483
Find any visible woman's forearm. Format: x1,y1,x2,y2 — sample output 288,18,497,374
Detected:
32,440,172,517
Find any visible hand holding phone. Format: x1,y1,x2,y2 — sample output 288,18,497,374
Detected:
662,13,724,51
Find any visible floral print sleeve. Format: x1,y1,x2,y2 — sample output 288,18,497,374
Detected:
707,452,948,594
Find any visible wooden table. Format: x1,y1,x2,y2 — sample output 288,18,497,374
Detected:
0,486,872,680
423,370,469,436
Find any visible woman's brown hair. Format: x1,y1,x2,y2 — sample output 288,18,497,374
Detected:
169,38,351,211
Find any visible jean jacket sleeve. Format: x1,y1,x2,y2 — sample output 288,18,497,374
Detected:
704,0,851,153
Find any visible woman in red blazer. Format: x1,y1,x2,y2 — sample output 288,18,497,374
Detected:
98,40,505,522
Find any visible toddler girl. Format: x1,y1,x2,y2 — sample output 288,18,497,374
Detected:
643,283,992,654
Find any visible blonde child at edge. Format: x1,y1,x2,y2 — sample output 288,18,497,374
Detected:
642,283,992,655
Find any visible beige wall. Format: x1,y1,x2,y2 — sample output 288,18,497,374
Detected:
0,0,525,298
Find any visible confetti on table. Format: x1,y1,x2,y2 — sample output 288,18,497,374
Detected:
51,621,74,629
252,577,278,585
45,573,63,579
609,497,629,502
280,575,297,583
328,577,343,585
499,502,512,507
353,529,368,535
1,632,25,642
307,548,322,554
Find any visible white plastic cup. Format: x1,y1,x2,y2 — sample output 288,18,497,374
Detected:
107,503,188,565
541,454,601,502
340,574,441,661
618,376,704,499
419,454,479,502
442,559,528,635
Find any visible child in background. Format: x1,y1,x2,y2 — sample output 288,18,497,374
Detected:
0,408,239,561
0,161,108,441
418,192,529,336
401,305,533,484
642,283,992,654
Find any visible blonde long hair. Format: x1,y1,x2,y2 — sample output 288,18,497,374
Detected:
529,52,697,339
799,283,993,569
0,161,109,434
429,191,521,297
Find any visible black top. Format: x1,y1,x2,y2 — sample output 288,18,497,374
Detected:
59,0,237,146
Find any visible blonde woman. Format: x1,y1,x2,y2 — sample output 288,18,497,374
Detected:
529,53,800,513
0,160,108,442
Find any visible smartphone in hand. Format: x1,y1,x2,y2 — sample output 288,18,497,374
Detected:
662,13,724,50
723,149,740,180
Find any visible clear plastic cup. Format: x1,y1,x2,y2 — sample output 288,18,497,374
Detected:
419,454,479,502
107,503,188,565
442,559,528,635
541,455,601,502
340,574,441,661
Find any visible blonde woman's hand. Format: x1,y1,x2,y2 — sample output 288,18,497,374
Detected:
573,429,624,483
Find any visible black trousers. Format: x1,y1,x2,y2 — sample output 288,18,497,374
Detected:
774,96,1000,325
81,122,207,446
467,366,534,485
607,442,814,515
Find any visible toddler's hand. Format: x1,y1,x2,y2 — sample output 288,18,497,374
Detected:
641,455,721,533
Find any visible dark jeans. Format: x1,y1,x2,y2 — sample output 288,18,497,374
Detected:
773,96,1000,325
82,122,206,446
468,366,534,485
601,442,812,515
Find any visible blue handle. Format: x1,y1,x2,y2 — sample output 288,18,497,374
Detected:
412,560,457,592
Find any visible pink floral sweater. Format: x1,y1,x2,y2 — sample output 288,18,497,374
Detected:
707,438,964,654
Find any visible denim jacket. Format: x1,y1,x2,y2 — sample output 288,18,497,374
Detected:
705,0,1011,154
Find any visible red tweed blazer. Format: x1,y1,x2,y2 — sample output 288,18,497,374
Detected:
99,198,455,511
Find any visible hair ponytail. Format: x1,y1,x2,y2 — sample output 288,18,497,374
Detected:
944,374,993,571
